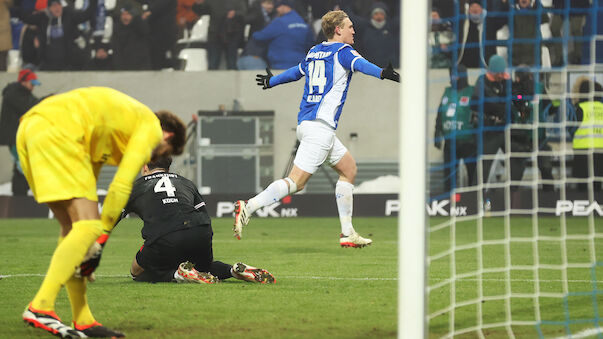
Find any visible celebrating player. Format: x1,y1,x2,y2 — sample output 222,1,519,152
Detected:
233,10,399,247
18,87,186,338
120,156,275,284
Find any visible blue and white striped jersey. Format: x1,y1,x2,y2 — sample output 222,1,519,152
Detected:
297,42,366,129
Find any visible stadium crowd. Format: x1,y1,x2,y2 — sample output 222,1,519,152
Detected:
431,0,603,193
0,0,400,71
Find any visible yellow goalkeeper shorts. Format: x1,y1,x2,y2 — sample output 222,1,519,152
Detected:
16,114,98,203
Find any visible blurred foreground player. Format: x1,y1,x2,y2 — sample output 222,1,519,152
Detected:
234,10,399,247
119,156,275,284
17,87,186,338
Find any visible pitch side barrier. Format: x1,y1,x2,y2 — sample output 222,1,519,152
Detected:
1,191,602,218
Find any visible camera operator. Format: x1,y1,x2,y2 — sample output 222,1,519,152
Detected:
511,67,554,191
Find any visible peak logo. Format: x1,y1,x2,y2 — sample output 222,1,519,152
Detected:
384,199,467,216
215,202,298,218
555,200,603,216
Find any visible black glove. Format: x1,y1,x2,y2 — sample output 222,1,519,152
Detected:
381,62,400,82
256,68,273,89
434,140,442,150
75,231,110,280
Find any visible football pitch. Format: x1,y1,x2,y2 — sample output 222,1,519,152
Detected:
2,216,602,338
0,217,397,338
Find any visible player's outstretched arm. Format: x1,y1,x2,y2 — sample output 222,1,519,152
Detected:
256,65,304,89
340,47,400,83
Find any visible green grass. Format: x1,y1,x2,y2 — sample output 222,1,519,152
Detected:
0,217,397,339
428,216,603,338
3,216,603,338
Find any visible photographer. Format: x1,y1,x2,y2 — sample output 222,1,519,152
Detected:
471,55,528,191
510,67,554,191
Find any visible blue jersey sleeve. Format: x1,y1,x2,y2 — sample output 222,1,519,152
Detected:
269,64,305,87
338,47,382,79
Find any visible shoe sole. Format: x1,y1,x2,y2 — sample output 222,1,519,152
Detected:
233,201,249,240
24,313,83,338
178,270,217,284
340,242,372,248
234,264,276,284
24,318,59,336
178,262,218,284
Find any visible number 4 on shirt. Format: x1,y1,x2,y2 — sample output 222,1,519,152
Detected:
154,176,176,197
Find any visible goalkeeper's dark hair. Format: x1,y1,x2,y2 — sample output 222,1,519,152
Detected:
147,155,172,171
156,110,186,155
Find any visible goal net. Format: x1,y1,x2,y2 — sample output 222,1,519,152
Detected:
423,1,603,338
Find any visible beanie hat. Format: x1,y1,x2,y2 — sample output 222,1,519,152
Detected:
488,55,507,73
18,69,41,86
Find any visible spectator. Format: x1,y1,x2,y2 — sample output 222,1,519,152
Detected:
245,0,274,37
457,0,507,69
0,69,41,195
345,2,399,68
430,7,454,69
176,0,199,38
112,3,152,70
549,0,590,66
251,0,313,69
509,0,549,66
571,79,603,191
21,0,98,70
85,40,112,70
141,0,178,69
435,65,476,192
0,0,11,71
471,55,526,190
237,0,274,70
193,0,247,70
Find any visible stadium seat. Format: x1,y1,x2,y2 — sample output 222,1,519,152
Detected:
179,48,208,71
7,49,21,72
105,0,116,11
189,15,210,42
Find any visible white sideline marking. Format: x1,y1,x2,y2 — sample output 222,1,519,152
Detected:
0,273,397,281
553,327,603,339
1,274,599,283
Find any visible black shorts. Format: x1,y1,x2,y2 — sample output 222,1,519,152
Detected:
135,225,214,274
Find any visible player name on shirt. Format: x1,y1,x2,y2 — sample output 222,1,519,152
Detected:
306,51,332,60
307,95,322,102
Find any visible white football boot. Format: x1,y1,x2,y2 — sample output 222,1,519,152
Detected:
339,232,373,248
233,200,250,240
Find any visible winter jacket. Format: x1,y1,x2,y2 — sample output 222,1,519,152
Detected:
252,10,313,69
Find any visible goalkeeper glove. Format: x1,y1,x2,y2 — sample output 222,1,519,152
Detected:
75,230,110,281
381,62,400,82
256,68,273,89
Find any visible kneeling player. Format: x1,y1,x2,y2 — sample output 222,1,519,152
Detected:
118,156,275,284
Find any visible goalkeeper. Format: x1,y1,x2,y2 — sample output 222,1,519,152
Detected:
17,87,186,338
114,155,275,285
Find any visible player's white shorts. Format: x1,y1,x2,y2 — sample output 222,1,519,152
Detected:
293,120,347,174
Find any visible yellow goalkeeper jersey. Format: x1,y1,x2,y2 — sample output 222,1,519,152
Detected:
18,87,163,230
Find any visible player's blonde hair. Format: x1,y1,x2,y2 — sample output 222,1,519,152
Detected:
321,10,349,39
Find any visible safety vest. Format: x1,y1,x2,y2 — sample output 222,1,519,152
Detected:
574,101,603,149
